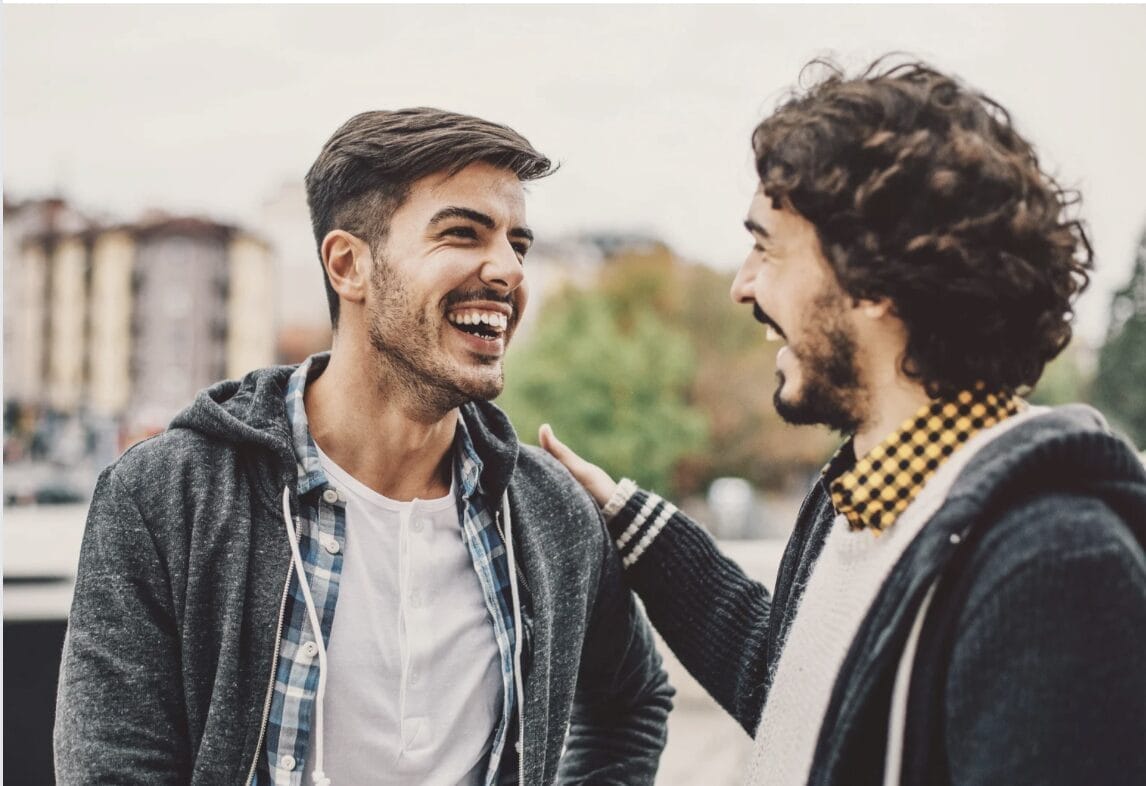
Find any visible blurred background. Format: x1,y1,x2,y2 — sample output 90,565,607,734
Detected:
5,4,1146,784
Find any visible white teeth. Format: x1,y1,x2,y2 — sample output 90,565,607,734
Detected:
766,326,781,342
448,310,508,331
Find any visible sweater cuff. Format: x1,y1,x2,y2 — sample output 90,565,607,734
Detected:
601,478,639,521
606,486,678,569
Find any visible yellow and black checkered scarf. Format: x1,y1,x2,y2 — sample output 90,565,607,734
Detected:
827,389,1020,533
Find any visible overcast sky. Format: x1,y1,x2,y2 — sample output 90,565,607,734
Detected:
6,4,1145,344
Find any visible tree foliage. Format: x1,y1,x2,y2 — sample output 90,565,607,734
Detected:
499,273,708,495
1094,227,1146,448
500,244,837,497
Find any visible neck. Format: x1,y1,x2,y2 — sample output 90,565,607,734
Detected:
851,369,931,460
305,338,457,501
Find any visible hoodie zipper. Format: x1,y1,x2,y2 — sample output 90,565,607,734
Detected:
496,500,526,786
245,494,299,785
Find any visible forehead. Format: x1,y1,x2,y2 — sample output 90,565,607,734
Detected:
405,161,527,220
746,187,816,245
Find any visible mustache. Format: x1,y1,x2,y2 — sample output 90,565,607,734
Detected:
752,303,786,339
445,287,516,316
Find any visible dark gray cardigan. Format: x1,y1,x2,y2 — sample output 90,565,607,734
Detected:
54,361,672,785
609,405,1146,785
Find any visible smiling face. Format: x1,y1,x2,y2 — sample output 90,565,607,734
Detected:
731,188,867,434
360,161,532,411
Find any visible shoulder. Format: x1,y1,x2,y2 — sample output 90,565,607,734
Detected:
97,426,260,530
510,444,605,530
961,490,1145,621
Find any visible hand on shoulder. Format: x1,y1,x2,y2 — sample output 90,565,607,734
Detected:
538,424,618,507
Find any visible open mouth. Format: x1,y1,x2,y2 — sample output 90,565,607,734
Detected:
447,308,510,342
753,303,787,342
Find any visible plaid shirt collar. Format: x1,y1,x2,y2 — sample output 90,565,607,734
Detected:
825,388,1020,533
289,355,330,496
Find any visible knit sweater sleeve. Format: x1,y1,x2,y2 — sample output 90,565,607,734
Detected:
604,482,773,735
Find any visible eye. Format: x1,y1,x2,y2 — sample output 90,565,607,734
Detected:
511,242,530,259
442,226,479,241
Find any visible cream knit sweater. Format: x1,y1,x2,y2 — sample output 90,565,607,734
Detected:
745,407,1043,786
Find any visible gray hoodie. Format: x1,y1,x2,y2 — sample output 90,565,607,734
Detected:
54,360,673,785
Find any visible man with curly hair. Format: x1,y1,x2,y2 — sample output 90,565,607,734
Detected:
542,58,1146,785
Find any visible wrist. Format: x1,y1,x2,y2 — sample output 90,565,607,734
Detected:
601,478,638,521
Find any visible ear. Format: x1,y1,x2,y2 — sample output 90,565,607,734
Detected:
855,296,894,321
321,230,371,306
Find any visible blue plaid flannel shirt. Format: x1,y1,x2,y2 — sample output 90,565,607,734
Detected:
254,355,519,785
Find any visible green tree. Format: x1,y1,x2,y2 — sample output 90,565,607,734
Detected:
1028,340,1090,408
1093,226,1146,448
502,242,838,497
499,286,708,495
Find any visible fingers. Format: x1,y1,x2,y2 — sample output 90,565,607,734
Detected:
538,423,574,464
539,423,619,507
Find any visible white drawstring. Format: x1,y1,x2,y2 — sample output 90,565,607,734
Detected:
281,487,332,786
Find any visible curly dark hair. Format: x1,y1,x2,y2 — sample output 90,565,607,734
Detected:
306,108,555,328
752,56,1092,397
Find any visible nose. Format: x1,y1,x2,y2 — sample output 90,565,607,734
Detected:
480,237,525,293
730,252,759,305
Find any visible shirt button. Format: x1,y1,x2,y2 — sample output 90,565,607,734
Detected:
323,538,341,555
322,488,339,504
279,754,297,770
412,518,425,532
300,641,319,660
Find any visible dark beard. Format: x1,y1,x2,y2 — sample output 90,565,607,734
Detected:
771,295,864,435
366,265,505,420
367,317,474,418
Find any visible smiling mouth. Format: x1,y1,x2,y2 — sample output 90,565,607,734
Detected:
753,303,786,342
447,308,510,341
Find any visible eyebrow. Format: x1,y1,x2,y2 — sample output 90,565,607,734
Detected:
429,206,533,243
743,219,770,239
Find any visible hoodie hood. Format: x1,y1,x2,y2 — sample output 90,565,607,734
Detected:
947,403,1146,543
167,353,522,500
169,363,298,469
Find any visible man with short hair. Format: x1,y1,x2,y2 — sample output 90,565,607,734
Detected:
55,108,672,786
543,59,1146,785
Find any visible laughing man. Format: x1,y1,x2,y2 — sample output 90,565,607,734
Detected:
55,109,672,786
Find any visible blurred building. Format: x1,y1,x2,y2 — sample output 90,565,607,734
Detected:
4,197,275,437
258,182,332,363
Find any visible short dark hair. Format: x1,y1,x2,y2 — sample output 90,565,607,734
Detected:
305,108,556,327
752,57,1092,398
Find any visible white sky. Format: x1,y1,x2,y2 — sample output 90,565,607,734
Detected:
5,4,1145,344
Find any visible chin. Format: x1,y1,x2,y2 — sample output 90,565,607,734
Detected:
455,370,505,403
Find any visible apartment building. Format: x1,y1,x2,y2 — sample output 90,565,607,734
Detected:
3,198,275,432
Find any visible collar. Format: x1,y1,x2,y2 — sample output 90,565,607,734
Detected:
453,415,485,501
827,388,1020,533
285,353,331,496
